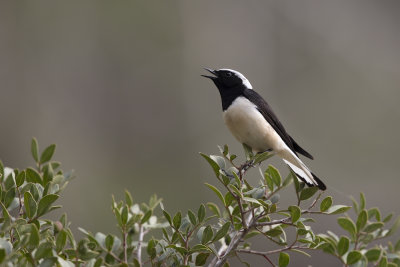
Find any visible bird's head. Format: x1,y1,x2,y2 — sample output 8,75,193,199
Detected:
201,68,253,90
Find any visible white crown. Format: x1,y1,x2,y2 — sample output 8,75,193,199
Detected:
219,68,253,89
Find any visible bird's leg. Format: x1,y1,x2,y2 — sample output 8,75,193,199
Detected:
238,159,255,176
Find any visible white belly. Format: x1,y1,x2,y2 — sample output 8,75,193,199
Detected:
223,97,286,152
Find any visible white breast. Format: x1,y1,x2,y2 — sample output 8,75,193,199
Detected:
223,97,286,152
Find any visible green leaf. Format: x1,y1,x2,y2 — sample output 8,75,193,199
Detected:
320,196,333,212
266,165,281,187
282,173,294,187
29,224,40,249
253,152,273,165
56,230,67,252
231,171,241,188
242,143,253,160
34,242,53,260
347,251,362,265
326,205,351,214
147,239,157,259
207,203,221,217
364,222,384,233
337,236,350,256
356,210,368,231
4,188,15,208
40,144,56,164
105,235,114,251
395,239,400,251
279,252,290,267
299,187,318,201
383,213,393,223
26,168,42,184
141,210,152,224
162,210,172,225
351,196,359,214
31,138,39,163
124,190,133,207
270,204,277,213
0,162,3,183
359,192,366,210
210,155,226,170
37,194,59,217
337,217,356,237
205,183,226,206
213,222,231,242
0,203,11,227
196,253,210,266
264,170,274,192
173,212,182,229
378,256,388,267
202,225,214,244
0,249,5,264
368,208,381,221
265,228,283,237
24,191,37,219
188,210,197,225
200,153,221,177
288,206,301,223
387,216,400,236
15,171,26,187
218,144,229,156
198,204,206,223
121,205,128,225
365,248,381,262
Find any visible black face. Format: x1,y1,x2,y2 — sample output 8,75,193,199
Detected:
202,68,249,111
201,68,244,89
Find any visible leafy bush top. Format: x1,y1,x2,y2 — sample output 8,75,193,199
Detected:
0,139,399,267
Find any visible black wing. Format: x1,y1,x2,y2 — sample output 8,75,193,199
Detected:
243,89,314,160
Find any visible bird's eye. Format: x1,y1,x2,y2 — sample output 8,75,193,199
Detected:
225,72,233,77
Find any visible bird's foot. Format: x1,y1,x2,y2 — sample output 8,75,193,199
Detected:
239,159,255,173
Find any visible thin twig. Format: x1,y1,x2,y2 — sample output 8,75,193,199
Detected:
16,186,24,217
237,198,248,229
136,224,145,266
255,218,293,227
263,255,277,267
122,226,128,264
308,192,323,210
237,245,315,256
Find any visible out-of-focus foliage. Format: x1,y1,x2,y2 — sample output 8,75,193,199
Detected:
0,139,398,266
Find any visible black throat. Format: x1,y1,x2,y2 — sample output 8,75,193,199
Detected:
215,83,247,111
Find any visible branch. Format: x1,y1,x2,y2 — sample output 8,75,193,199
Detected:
136,224,145,266
209,228,250,267
255,218,293,227
237,245,314,256
122,226,128,264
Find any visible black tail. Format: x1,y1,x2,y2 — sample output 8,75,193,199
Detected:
290,136,314,160
311,172,327,190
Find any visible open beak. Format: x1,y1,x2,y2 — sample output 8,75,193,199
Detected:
201,68,218,79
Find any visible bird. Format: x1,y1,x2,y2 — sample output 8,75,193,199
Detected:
202,68,326,190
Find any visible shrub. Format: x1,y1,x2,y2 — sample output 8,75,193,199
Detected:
0,139,399,266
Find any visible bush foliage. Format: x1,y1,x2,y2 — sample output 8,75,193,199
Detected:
0,139,399,266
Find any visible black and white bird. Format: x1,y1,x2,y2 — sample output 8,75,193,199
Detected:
202,68,326,190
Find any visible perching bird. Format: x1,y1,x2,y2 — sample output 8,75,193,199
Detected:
202,68,326,190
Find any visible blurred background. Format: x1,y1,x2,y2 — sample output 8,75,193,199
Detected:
1,1,399,265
